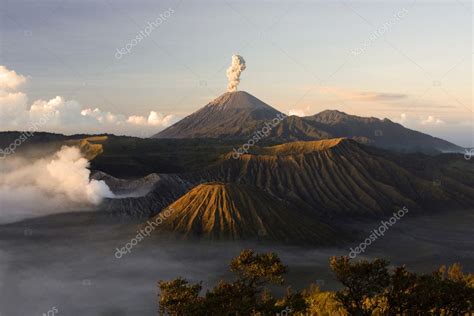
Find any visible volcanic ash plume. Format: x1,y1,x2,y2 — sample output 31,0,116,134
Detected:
226,55,246,92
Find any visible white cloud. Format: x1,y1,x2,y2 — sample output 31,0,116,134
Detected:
0,65,179,137
0,65,27,90
147,111,175,126
421,115,444,125
0,91,28,124
30,96,64,113
397,112,408,124
288,109,306,116
80,107,125,124
127,115,148,125
125,111,178,135
126,111,176,127
394,112,421,126
0,66,29,125
392,113,445,126
288,106,310,117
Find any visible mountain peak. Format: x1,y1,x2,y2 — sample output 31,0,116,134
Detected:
313,109,352,120
311,109,379,124
317,109,349,115
207,91,276,111
229,138,353,157
152,182,337,243
154,91,281,139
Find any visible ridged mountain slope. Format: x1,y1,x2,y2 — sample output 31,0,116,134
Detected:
185,138,473,217
154,91,282,139
304,110,461,152
94,173,193,218
153,182,339,244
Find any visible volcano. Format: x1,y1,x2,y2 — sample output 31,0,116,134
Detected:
153,91,462,153
154,91,283,139
152,182,339,244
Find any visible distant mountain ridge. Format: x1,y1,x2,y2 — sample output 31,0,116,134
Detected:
154,91,462,153
301,110,460,153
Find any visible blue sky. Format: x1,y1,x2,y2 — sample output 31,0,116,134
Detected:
1,0,472,145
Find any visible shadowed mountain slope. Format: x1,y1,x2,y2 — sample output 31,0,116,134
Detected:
153,182,339,244
93,138,473,222
154,91,283,139
153,91,462,153
3,131,468,225
303,110,462,152
184,138,474,217
93,172,193,218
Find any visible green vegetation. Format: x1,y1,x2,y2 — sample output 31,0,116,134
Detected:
158,250,474,315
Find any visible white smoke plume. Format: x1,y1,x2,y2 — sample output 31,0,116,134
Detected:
0,146,114,223
226,55,246,92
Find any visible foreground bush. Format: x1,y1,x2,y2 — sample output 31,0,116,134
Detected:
157,250,473,315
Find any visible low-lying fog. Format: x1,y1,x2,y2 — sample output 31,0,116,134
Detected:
0,209,472,316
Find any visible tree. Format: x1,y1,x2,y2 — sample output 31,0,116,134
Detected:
230,249,287,287
384,263,474,315
226,249,288,315
157,277,203,315
203,279,259,315
329,256,390,316
384,266,448,314
385,266,417,314
275,287,308,315
437,263,474,315
302,284,347,316
158,252,474,315
158,250,288,315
